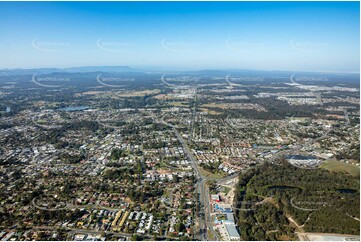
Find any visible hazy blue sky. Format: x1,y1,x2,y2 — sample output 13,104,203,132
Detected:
0,1,359,72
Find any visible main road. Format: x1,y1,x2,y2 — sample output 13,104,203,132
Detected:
160,116,218,241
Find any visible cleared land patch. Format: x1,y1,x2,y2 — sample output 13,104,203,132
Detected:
320,160,360,177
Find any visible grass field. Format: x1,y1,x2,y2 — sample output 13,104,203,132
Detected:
199,167,224,179
154,94,181,100
287,117,310,122
117,89,160,97
207,230,215,240
320,160,360,177
199,108,223,115
221,186,231,194
169,101,189,107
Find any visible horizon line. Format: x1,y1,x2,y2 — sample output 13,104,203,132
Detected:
0,65,360,75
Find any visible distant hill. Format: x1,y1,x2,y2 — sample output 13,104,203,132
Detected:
0,66,139,76
65,66,136,73
0,67,358,86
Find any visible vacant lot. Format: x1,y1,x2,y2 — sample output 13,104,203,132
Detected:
199,167,224,179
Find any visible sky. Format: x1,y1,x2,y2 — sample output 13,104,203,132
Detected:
0,1,359,72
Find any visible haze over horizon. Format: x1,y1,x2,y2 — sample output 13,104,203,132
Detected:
1,65,360,75
0,1,359,72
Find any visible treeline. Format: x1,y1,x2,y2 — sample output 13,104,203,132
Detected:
105,95,158,109
204,97,326,120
